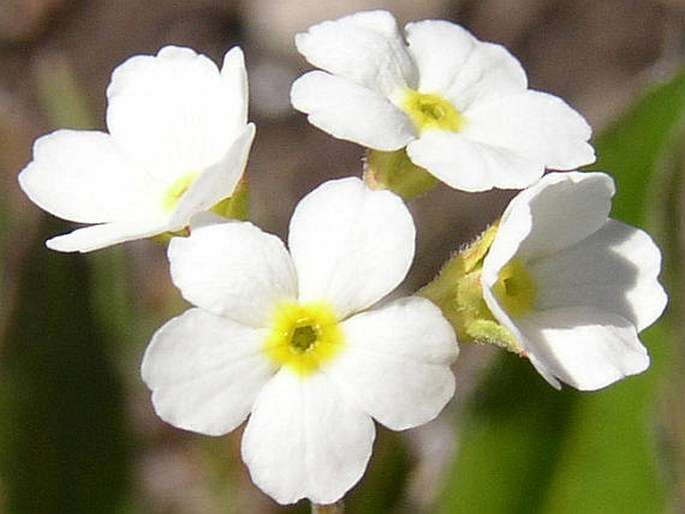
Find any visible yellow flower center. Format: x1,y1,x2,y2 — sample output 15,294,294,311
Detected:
492,259,537,317
162,172,199,212
401,90,464,134
263,301,345,377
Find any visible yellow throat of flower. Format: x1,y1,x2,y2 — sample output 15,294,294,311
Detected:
263,301,345,377
162,171,199,212
492,259,537,317
401,90,463,134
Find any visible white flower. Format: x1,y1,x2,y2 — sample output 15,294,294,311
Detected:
18,46,255,252
141,177,457,505
290,10,595,192
481,171,667,390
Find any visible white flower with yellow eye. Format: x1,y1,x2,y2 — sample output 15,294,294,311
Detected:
141,177,457,505
481,172,667,390
290,10,595,192
18,46,255,252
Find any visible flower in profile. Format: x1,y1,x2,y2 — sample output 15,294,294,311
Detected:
141,178,457,504
18,46,255,252
290,10,595,193
480,171,667,390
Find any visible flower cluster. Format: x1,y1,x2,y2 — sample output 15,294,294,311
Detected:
17,8,667,509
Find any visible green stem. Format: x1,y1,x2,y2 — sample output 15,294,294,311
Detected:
311,500,344,514
363,148,437,200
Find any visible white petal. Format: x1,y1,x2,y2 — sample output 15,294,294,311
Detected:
46,217,168,253
288,178,415,318
405,20,527,109
141,308,274,436
327,297,457,430
170,123,255,228
18,130,161,223
530,219,667,332
220,46,249,131
482,172,615,280
187,210,232,230
168,222,297,327
407,131,542,192
106,46,247,183
517,307,650,391
464,91,595,170
242,370,375,505
295,10,416,97
290,71,415,151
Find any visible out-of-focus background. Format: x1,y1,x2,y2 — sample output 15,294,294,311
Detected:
1,0,685,513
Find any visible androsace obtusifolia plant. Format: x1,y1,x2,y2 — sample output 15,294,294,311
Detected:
16,8,667,512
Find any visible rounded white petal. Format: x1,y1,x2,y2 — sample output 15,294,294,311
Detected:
106,45,247,183
405,20,527,109
530,219,667,332
141,308,274,436
18,129,161,224
46,218,168,253
327,297,457,430
170,123,255,228
482,172,615,280
295,10,416,97
242,370,375,505
407,131,542,192
169,222,297,327
464,91,595,170
290,71,415,151
288,178,415,318
517,307,650,391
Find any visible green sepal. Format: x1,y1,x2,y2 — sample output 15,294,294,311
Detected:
151,227,189,246
209,176,249,221
464,319,520,352
418,222,522,353
364,149,438,201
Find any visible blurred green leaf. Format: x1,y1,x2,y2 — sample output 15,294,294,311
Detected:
434,70,685,514
433,355,577,514
595,71,685,226
0,218,131,513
